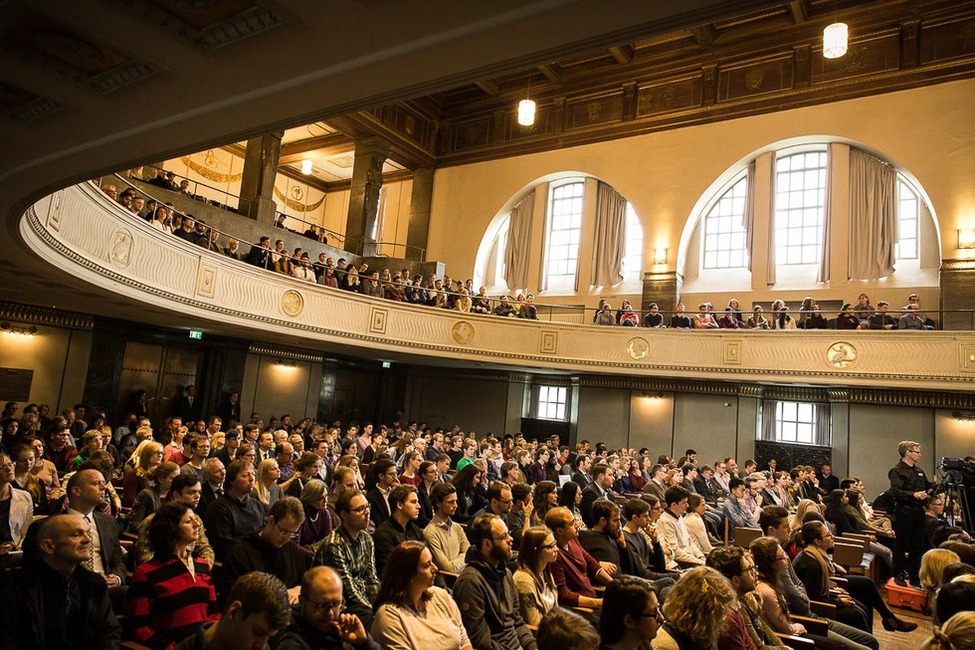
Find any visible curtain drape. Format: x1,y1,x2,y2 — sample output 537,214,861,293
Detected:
743,162,756,272
503,191,535,291
817,144,834,283
848,148,898,280
766,152,777,286
591,181,628,287
761,400,777,442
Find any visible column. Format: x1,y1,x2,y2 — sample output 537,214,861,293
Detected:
406,167,434,261
941,260,975,330
237,131,284,223
345,137,390,256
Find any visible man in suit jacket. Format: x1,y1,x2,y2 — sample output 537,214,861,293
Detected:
65,469,127,586
580,463,615,528
818,463,840,494
366,458,398,528
571,454,594,488
643,464,668,502
174,384,202,424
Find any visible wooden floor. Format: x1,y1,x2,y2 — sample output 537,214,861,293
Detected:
873,585,934,650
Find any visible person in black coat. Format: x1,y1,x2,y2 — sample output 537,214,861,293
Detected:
0,514,122,650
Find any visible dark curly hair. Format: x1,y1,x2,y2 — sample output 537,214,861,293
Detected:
147,501,192,559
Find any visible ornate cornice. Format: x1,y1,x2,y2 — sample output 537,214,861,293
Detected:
248,344,324,364
0,301,93,331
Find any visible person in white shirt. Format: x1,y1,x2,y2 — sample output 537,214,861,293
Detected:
423,482,470,573
656,486,705,566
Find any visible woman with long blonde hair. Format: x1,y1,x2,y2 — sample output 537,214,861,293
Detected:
253,458,283,510
123,440,163,508
921,611,975,650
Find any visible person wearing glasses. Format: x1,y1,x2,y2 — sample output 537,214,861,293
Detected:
597,576,660,650
513,527,559,625
124,502,219,649
888,440,935,587
273,566,380,650
218,496,309,608
315,489,381,627
371,540,472,650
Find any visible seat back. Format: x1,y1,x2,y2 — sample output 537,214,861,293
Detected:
734,526,762,549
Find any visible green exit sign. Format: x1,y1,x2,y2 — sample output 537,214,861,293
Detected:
189,330,203,340
382,361,391,369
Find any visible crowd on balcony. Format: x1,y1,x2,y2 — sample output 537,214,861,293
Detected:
97,179,938,331
2,393,973,649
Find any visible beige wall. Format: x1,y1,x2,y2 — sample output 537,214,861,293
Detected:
241,353,323,425
427,78,975,310
0,323,91,414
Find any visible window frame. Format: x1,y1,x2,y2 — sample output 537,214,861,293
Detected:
543,180,585,291
701,174,749,270
774,148,829,267
534,385,569,422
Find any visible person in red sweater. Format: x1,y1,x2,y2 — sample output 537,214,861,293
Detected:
544,506,614,609
125,501,219,649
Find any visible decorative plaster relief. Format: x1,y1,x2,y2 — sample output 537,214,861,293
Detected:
281,290,303,317
960,344,975,373
451,321,475,346
540,331,558,355
723,339,742,365
110,229,133,268
370,307,388,335
197,263,217,299
627,337,649,360
47,190,63,232
827,341,858,369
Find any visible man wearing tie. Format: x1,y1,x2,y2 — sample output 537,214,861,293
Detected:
64,469,127,597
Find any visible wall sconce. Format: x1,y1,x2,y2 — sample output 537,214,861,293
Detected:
641,391,664,399
951,410,975,423
653,248,668,264
275,358,297,369
0,322,37,337
958,228,975,249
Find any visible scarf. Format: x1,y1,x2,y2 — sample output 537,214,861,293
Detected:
803,544,833,596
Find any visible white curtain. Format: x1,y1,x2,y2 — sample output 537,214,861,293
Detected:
848,148,898,280
742,162,756,272
766,151,777,286
503,191,534,291
591,182,628,287
817,144,834,283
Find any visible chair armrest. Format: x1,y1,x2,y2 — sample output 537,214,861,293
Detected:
793,615,829,636
775,633,815,648
809,600,837,617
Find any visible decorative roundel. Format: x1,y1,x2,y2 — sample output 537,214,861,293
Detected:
281,290,304,317
827,341,858,369
451,321,475,346
627,337,650,361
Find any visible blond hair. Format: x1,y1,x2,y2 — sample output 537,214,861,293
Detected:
661,566,734,646
921,611,975,650
921,548,962,591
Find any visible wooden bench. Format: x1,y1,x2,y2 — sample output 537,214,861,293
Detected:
733,526,762,549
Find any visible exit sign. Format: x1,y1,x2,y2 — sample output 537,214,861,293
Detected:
382,361,391,369
189,330,203,340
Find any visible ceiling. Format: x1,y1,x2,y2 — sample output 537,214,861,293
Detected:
1,0,973,367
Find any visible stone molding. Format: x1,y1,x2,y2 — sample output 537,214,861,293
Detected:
19,182,975,394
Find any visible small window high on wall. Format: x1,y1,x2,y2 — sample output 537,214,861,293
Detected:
761,400,831,447
535,385,568,421
897,177,919,260
545,181,584,290
775,150,828,266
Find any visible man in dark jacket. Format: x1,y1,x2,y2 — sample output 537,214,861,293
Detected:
219,496,309,605
453,513,537,650
373,485,424,576
272,566,381,650
0,514,122,650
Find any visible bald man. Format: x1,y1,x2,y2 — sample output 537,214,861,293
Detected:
272,566,380,650
0,514,122,650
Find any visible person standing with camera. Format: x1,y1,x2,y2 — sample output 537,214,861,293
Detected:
888,440,933,587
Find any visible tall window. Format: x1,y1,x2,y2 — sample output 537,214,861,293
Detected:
621,202,643,277
535,385,568,420
545,182,584,288
897,177,919,260
775,151,828,265
703,176,748,269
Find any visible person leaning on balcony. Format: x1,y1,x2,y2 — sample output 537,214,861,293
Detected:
494,294,516,317
595,303,616,326
693,302,719,328
746,305,770,329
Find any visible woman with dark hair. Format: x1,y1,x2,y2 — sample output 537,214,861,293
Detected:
284,452,324,498
598,576,660,650
531,481,558,527
558,480,587,530
371,540,472,650
129,461,179,529
125,502,218,649
836,303,861,330
527,448,550,485
450,464,484,523
416,461,438,526
513,526,558,625
824,489,894,579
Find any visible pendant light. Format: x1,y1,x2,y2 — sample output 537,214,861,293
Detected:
823,21,848,59
301,159,313,175
517,69,535,126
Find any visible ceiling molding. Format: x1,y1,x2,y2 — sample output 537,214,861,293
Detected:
0,301,93,330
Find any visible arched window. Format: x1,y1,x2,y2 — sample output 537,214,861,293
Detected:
622,202,644,279
702,176,748,269
897,176,919,260
545,181,585,290
774,149,828,266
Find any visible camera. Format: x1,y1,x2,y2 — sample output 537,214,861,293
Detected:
940,457,975,473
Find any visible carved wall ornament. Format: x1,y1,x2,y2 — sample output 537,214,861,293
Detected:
723,340,742,365
627,337,650,360
960,344,975,372
47,190,63,231
961,23,975,50
180,155,242,183
404,115,416,135
197,263,216,299
272,185,325,212
370,307,388,334
451,321,475,346
290,186,303,200
827,341,858,369
109,228,133,268
281,290,304,317
540,331,558,355
587,101,601,121
745,68,765,90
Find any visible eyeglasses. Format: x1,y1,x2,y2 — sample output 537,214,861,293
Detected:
741,563,758,574
541,541,559,550
349,505,370,515
0,463,13,470
305,598,344,613
636,608,662,619
274,521,300,539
